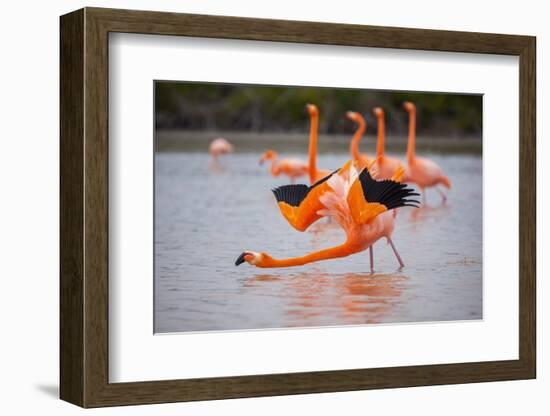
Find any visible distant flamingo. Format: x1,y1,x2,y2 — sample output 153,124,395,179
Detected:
346,111,373,169
372,107,408,181
209,137,233,160
306,104,332,184
259,150,308,182
235,161,419,270
403,102,451,204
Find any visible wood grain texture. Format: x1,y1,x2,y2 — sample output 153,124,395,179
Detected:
59,8,84,407
83,10,110,406
59,7,537,408
518,37,536,376
88,7,532,54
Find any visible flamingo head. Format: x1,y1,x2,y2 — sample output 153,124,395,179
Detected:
403,101,416,112
235,251,264,267
346,111,366,128
259,150,277,165
346,111,360,122
373,107,384,118
305,103,318,116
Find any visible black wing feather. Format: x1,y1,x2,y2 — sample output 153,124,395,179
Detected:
272,169,339,207
272,184,309,207
358,169,419,209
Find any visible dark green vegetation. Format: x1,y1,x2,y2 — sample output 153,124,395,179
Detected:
155,82,482,138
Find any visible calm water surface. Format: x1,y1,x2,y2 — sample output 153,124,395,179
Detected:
154,150,482,333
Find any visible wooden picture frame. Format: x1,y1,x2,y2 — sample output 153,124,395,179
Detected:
60,7,536,408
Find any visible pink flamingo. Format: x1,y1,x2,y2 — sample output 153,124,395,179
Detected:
372,107,408,181
235,161,418,271
346,111,373,169
209,137,233,160
259,150,308,183
306,104,332,184
403,102,451,204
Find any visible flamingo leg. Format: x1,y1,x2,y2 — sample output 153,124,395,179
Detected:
421,189,427,206
436,187,447,204
388,237,404,269
369,245,374,273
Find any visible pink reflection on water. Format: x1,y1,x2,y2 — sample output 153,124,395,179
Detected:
409,203,451,225
245,272,407,327
208,159,228,174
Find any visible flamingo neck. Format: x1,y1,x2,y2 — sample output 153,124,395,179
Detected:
269,157,280,176
308,113,319,183
349,118,366,163
376,114,385,158
406,109,416,164
258,243,354,268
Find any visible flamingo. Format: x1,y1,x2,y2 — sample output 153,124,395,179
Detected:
259,150,308,182
372,107,408,180
403,102,451,205
306,104,332,184
209,137,233,160
346,111,373,169
235,160,419,270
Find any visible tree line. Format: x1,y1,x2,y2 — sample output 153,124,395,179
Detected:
155,82,482,138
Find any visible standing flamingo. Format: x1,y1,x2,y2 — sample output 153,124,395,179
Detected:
235,161,419,270
346,111,373,169
372,107,407,180
403,102,451,204
209,137,233,160
259,150,308,183
306,104,332,184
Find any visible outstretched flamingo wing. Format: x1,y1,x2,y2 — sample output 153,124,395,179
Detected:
347,168,419,225
272,170,338,232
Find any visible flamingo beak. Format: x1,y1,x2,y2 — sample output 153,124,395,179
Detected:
235,252,247,266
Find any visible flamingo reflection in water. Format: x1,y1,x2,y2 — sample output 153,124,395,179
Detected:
245,271,407,326
409,203,451,225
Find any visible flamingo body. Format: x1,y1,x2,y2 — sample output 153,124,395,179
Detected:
277,158,309,178
342,210,396,255
375,155,407,181
209,137,233,159
403,102,451,203
407,156,451,189
259,150,308,181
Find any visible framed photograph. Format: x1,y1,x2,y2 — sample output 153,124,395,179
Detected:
60,7,536,408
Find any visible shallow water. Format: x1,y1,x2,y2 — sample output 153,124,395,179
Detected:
154,150,482,333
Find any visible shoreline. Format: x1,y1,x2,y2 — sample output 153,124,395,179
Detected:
155,130,482,155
